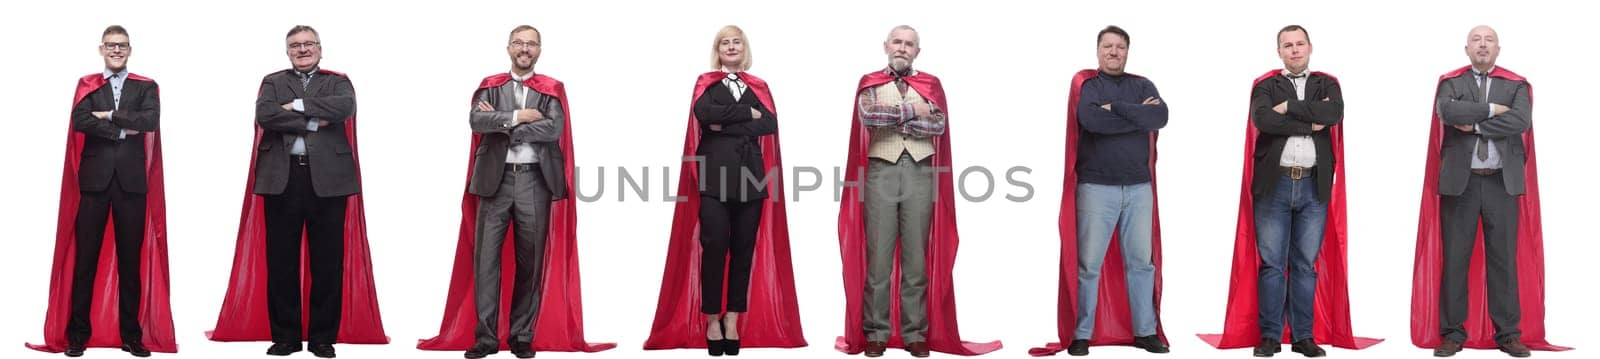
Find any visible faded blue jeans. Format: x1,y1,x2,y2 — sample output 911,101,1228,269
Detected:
1074,182,1157,339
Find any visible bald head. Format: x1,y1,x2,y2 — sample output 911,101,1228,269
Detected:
1465,25,1500,72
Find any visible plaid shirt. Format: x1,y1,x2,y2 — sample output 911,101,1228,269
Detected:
858,68,945,161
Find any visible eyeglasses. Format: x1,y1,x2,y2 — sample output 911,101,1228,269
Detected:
102,42,130,51
509,41,540,50
288,41,320,50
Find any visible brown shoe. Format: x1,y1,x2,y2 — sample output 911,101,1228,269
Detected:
1434,339,1463,357
906,342,930,358
1498,339,1531,358
864,341,887,357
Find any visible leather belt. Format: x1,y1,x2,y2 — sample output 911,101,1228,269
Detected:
1280,166,1314,180
505,163,537,172
1471,168,1502,176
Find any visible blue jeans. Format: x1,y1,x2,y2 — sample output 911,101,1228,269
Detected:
1254,175,1327,342
1074,182,1157,339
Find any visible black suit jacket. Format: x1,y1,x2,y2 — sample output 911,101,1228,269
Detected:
1435,71,1531,196
252,69,360,197
72,77,160,193
693,81,776,202
466,81,569,200
1250,73,1344,202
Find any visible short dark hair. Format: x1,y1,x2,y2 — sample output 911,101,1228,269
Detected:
1277,25,1311,45
1097,25,1129,46
508,25,541,43
286,25,319,39
102,25,128,38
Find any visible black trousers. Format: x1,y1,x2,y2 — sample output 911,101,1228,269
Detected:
1439,172,1522,344
68,175,146,344
263,160,348,345
699,196,763,314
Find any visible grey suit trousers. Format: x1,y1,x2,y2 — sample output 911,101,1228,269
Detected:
473,165,552,347
863,152,933,343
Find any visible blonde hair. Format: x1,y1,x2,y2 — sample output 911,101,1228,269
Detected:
709,25,752,72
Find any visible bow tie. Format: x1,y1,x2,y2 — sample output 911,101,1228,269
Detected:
1285,72,1308,79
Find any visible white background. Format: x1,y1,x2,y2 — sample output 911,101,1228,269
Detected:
1,0,1590,358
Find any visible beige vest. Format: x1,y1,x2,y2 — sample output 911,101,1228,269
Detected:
866,82,937,162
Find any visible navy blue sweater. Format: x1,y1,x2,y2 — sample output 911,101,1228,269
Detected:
1076,72,1168,185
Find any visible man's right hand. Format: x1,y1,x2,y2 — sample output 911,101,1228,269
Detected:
516,109,545,123
1311,124,1326,131
1491,103,1510,116
911,102,932,118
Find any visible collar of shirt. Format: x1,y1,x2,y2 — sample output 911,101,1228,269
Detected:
1471,65,1496,78
102,68,128,81
294,66,319,80
510,70,535,84
883,66,917,78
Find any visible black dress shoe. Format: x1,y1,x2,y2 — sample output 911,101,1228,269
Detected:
509,341,537,358
1254,337,1281,357
1290,339,1325,358
65,343,87,357
121,342,152,357
1133,335,1170,354
308,343,336,358
267,342,303,356
724,339,741,356
1066,339,1089,356
1498,339,1531,358
465,344,498,359
1433,339,1462,357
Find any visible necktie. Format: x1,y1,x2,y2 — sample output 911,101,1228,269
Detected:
892,69,911,94
1477,74,1490,161
111,75,121,110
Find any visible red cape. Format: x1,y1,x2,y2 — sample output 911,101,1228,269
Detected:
416,73,614,352
1030,69,1166,356
643,72,806,350
1408,66,1568,351
27,73,178,353
836,70,1000,356
1197,70,1381,350
206,69,388,344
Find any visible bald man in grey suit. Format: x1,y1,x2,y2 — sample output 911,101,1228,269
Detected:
1432,25,1532,358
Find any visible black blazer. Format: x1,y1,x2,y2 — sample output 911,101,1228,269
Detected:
693,81,776,202
1250,73,1344,202
72,77,160,193
252,69,360,197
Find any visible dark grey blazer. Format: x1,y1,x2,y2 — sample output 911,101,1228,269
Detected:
72,77,160,193
467,80,568,200
252,69,360,197
1435,70,1531,196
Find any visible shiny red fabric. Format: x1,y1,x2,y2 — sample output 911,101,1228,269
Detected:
644,72,806,350
836,71,1000,356
1409,66,1568,351
28,74,178,353
1031,69,1165,356
206,69,388,344
1197,71,1381,350
416,74,614,352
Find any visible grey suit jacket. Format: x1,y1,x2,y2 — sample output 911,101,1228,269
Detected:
252,69,360,197
467,80,568,199
1435,70,1532,196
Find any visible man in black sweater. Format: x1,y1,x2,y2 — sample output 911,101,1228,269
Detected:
1067,25,1169,356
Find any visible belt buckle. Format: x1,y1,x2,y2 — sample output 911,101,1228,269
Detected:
1287,166,1309,180
294,155,310,166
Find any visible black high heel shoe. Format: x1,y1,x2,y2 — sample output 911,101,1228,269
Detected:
707,317,726,356
723,315,741,356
